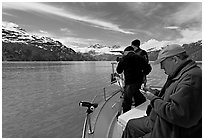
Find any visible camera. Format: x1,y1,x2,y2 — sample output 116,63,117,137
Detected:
116,57,122,62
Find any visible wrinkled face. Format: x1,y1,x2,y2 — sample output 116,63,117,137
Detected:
160,57,175,76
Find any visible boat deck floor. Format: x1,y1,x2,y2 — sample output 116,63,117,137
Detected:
108,116,123,137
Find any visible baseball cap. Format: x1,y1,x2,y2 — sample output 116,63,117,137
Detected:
154,44,186,64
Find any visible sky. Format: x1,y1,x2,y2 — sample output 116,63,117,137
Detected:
2,1,202,53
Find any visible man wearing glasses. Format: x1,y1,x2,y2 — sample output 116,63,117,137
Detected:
122,44,202,138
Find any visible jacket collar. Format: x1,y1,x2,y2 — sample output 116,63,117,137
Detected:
158,60,197,97
169,59,197,81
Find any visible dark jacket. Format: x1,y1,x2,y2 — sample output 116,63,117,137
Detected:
135,48,149,63
116,51,151,85
149,60,202,137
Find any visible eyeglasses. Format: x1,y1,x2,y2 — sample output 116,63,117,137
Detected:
160,57,173,66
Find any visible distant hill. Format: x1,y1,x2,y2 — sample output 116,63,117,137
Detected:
2,42,96,61
183,40,202,61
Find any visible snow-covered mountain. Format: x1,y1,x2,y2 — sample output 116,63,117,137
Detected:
2,21,76,54
2,21,122,56
89,44,120,49
2,22,98,61
87,43,122,55
2,22,33,43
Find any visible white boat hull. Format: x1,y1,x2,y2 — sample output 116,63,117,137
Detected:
82,88,123,138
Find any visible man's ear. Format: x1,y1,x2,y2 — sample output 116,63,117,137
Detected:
173,56,179,63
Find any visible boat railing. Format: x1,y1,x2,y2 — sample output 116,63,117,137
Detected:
92,78,123,102
80,62,124,137
80,74,124,137
91,62,124,104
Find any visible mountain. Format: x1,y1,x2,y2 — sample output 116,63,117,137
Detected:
88,40,202,61
87,44,121,55
183,40,202,61
88,44,121,49
89,44,105,49
2,22,95,61
2,22,202,61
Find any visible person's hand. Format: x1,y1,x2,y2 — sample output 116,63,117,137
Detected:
143,86,159,95
142,90,156,101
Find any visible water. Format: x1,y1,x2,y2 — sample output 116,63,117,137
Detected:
2,61,167,138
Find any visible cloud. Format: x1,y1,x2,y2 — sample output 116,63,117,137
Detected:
60,28,76,36
124,3,162,17
175,28,202,44
2,2,134,34
164,25,201,45
141,27,202,52
2,12,16,17
140,39,171,51
60,28,71,32
29,30,53,38
164,26,180,30
167,3,202,26
39,30,48,34
57,36,101,47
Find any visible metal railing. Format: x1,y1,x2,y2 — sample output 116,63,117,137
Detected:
80,62,124,137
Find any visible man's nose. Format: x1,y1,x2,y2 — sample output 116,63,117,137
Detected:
160,63,164,69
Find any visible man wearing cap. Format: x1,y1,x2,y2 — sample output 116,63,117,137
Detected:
116,46,152,113
122,44,202,138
